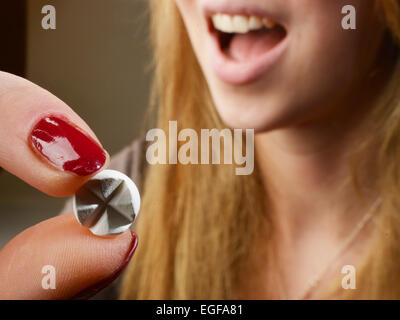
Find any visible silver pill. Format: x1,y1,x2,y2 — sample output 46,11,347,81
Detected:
73,169,140,236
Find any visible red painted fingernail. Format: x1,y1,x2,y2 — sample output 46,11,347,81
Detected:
72,231,138,300
30,116,106,176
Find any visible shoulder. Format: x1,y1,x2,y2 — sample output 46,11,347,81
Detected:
107,138,148,190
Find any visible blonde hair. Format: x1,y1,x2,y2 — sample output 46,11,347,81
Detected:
121,0,400,299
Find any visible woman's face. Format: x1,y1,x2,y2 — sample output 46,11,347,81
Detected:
174,0,386,131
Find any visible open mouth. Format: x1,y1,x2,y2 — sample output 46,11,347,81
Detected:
206,12,288,85
210,14,287,62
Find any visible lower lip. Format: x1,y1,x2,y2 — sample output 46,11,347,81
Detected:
208,29,289,86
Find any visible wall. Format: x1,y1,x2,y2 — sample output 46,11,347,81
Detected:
0,0,151,247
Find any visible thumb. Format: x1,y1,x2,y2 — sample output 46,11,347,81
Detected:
0,213,137,300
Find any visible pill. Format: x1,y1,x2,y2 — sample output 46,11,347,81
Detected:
73,169,140,236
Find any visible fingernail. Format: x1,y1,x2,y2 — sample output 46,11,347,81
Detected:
71,231,138,300
30,116,106,176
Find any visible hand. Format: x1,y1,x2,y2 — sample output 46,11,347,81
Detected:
0,71,137,299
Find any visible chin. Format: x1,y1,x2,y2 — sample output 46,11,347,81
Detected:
212,95,292,132
203,59,297,132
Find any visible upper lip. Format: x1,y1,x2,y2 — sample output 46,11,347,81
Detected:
202,0,288,31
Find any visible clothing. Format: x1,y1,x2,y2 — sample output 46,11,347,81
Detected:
60,138,147,299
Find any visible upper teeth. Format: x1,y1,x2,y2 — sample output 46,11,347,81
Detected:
212,14,276,34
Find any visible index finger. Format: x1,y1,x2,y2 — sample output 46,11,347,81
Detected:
0,71,109,197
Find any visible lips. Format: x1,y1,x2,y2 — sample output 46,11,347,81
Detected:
204,6,289,85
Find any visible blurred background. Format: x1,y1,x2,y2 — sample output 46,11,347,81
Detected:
0,0,151,248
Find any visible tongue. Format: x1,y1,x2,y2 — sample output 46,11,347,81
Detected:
228,28,285,62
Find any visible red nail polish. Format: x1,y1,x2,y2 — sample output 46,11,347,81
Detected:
71,231,138,300
30,116,106,176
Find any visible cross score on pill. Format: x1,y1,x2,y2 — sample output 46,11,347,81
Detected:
73,170,140,236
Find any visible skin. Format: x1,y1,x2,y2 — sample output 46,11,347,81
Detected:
175,0,390,298
0,72,136,299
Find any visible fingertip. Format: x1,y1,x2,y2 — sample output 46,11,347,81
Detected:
71,229,138,300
